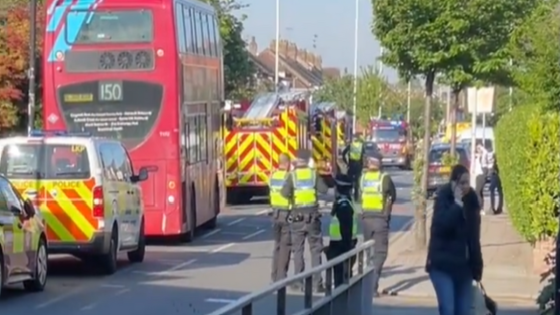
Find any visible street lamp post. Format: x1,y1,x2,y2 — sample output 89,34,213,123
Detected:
351,0,359,132
274,0,280,92
27,0,37,134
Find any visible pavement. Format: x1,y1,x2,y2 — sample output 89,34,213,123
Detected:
379,197,541,308
0,168,416,314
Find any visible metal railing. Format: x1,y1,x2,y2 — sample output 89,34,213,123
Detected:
207,240,375,315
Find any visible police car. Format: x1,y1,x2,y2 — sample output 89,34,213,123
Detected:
0,131,151,275
0,173,48,296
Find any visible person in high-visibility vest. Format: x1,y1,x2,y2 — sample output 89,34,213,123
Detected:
284,149,329,292
360,156,396,297
325,173,358,287
342,133,365,200
269,153,293,283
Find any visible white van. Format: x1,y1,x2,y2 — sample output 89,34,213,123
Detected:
458,127,494,152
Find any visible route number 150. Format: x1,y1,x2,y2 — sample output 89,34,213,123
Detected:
99,81,123,101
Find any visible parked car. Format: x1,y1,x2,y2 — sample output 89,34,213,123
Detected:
0,174,48,296
427,143,470,196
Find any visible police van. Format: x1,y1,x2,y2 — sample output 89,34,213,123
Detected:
0,131,151,275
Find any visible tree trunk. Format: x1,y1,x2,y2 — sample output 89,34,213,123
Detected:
449,88,461,155
415,71,434,250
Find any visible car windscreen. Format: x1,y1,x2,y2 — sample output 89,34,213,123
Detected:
372,128,403,142
429,148,467,163
0,143,91,179
69,10,153,44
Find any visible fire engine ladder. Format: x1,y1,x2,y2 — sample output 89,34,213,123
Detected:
243,93,279,119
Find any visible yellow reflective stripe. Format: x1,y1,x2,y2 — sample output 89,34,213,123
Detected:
40,206,74,241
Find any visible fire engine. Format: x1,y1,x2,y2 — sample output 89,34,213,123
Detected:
310,102,351,183
369,118,413,169
223,91,311,204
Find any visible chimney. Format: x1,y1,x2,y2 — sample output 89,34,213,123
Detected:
279,40,289,56
287,42,298,60
315,55,322,69
298,49,308,65
308,53,316,67
248,36,257,55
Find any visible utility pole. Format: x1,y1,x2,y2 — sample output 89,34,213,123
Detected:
406,80,411,124
351,0,359,132
27,0,37,134
274,0,280,92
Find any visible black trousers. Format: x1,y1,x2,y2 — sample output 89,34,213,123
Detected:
271,211,291,282
362,216,389,293
489,173,503,213
475,174,486,209
326,239,357,287
347,160,363,200
291,213,323,287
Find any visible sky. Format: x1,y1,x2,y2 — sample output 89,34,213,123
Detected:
238,0,398,82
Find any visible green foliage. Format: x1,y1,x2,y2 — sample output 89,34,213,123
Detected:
204,0,255,99
313,67,395,124
537,248,556,314
509,2,560,112
496,106,560,242
441,152,458,167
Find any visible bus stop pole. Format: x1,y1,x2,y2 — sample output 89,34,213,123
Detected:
27,0,37,135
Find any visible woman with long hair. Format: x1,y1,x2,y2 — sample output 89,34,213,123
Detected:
426,164,483,315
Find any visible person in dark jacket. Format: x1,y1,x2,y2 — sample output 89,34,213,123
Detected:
489,155,503,214
426,164,483,315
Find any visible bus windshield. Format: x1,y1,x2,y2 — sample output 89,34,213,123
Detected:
68,10,153,44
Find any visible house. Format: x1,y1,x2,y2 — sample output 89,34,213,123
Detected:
247,37,327,89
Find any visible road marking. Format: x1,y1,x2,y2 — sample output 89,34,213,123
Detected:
201,228,222,239
227,218,245,226
35,288,84,308
210,243,235,253
256,209,270,215
221,231,246,235
114,288,130,296
205,298,237,304
80,303,96,311
99,283,125,288
242,229,265,240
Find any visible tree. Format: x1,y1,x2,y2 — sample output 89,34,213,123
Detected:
313,67,396,124
372,0,536,249
204,0,255,100
0,4,44,131
509,2,560,112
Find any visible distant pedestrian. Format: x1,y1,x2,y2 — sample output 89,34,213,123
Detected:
489,155,503,214
427,164,483,315
474,144,487,214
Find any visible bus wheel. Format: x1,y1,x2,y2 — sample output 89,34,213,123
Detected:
182,184,197,242
204,181,220,229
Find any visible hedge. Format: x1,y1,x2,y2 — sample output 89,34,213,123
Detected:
495,105,560,243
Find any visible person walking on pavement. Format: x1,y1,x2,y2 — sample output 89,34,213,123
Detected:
342,133,365,199
325,173,358,287
283,149,329,292
474,144,487,214
269,153,293,282
489,155,503,214
427,164,483,315
359,156,396,297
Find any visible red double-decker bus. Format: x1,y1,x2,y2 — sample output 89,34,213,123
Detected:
43,0,224,239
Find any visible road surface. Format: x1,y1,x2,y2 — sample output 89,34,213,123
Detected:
0,169,414,314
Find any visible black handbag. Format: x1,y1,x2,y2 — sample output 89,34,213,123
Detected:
479,282,498,315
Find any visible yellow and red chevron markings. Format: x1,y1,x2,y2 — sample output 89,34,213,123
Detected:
11,179,97,243
224,110,299,188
